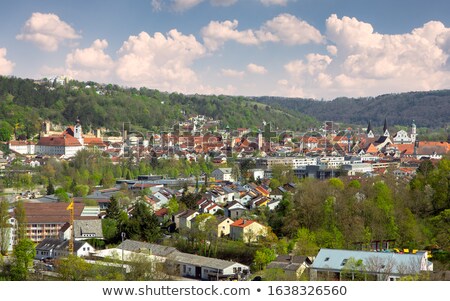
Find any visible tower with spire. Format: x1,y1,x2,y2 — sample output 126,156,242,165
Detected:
366,120,374,138
382,118,390,137
74,117,84,145
410,120,417,144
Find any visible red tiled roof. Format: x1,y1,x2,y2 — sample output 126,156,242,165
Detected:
155,207,168,217
84,137,106,147
9,140,35,146
37,135,82,147
230,219,256,228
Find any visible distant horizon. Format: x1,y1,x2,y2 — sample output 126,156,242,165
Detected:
4,73,450,102
1,1,450,99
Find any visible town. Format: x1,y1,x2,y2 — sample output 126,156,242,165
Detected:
0,112,449,281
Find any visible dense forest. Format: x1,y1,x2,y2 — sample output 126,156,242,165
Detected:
0,76,317,140
254,90,450,129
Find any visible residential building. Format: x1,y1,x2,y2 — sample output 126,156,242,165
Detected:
8,140,36,155
223,201,247,219
229,219,267,243
177,209,199,230
267,255,313,280
167,251,250,280
310,248,433,281
35,238,95,260
13,202,97,243
216,216,234,237
211,168,234,182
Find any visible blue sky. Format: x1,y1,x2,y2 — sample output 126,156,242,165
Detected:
1,0,450,99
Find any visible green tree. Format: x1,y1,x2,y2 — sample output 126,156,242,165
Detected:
102,218,119,243
340,257,367,281
10,238,36,280
253,247,276,271
293,228,319,256
14,200,27,242
0,120,13,141
56,255,93,280
167,196,179,216
46,181,55,195
73,184,90,197
125,200,162,243
54,187,70,203
0,199,10,255
106,195,122,220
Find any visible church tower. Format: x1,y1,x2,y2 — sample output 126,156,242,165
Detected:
410,120,417,144
257,129,263,150
74,118,84,145
382,118,390,137
366,120,374,138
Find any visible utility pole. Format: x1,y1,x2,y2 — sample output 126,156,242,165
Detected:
121,232,126,274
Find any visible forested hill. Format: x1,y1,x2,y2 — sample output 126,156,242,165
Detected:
254,90,450,128
0,76,318,139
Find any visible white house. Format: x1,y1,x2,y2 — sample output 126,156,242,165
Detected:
211,168,234,182
8,141,36,155
35,238,95,260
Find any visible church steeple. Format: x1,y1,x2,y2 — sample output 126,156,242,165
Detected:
411,120,417,143
383,118,389,137
366,120,374,138
74,117,84,145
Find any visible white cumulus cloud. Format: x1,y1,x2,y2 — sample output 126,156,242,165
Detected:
277,15,450,99
247,63,267,74
16,12,81,52
0,48,15,75
201,19,259,51
201,14,323,51
116,30,206,93
257,14,324,45
221,68,245,78
65,39,115,81
260,0,288,6
172,0,204,12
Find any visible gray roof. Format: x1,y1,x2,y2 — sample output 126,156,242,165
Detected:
117,240,178,257
222,186,235,194
74,219,103,239
36,238,62,251
167,251,248,270
267,255,312,271
311,248,428,275
36,237,92,253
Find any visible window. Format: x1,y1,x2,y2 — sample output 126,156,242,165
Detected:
341,259,348,266
324,257,330,262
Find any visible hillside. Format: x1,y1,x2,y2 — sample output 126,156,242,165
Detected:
254,90,450,129
0,76,318,140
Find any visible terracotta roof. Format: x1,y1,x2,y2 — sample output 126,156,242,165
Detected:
394,144,414,155
84,137,106,147
418,141,449,155
17,202,96,224
365,143,378,154
37,135,82,147
155,207,169,217
9,140,35,146
230,219,256,228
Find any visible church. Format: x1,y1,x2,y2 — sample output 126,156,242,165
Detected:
9,118,106,158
